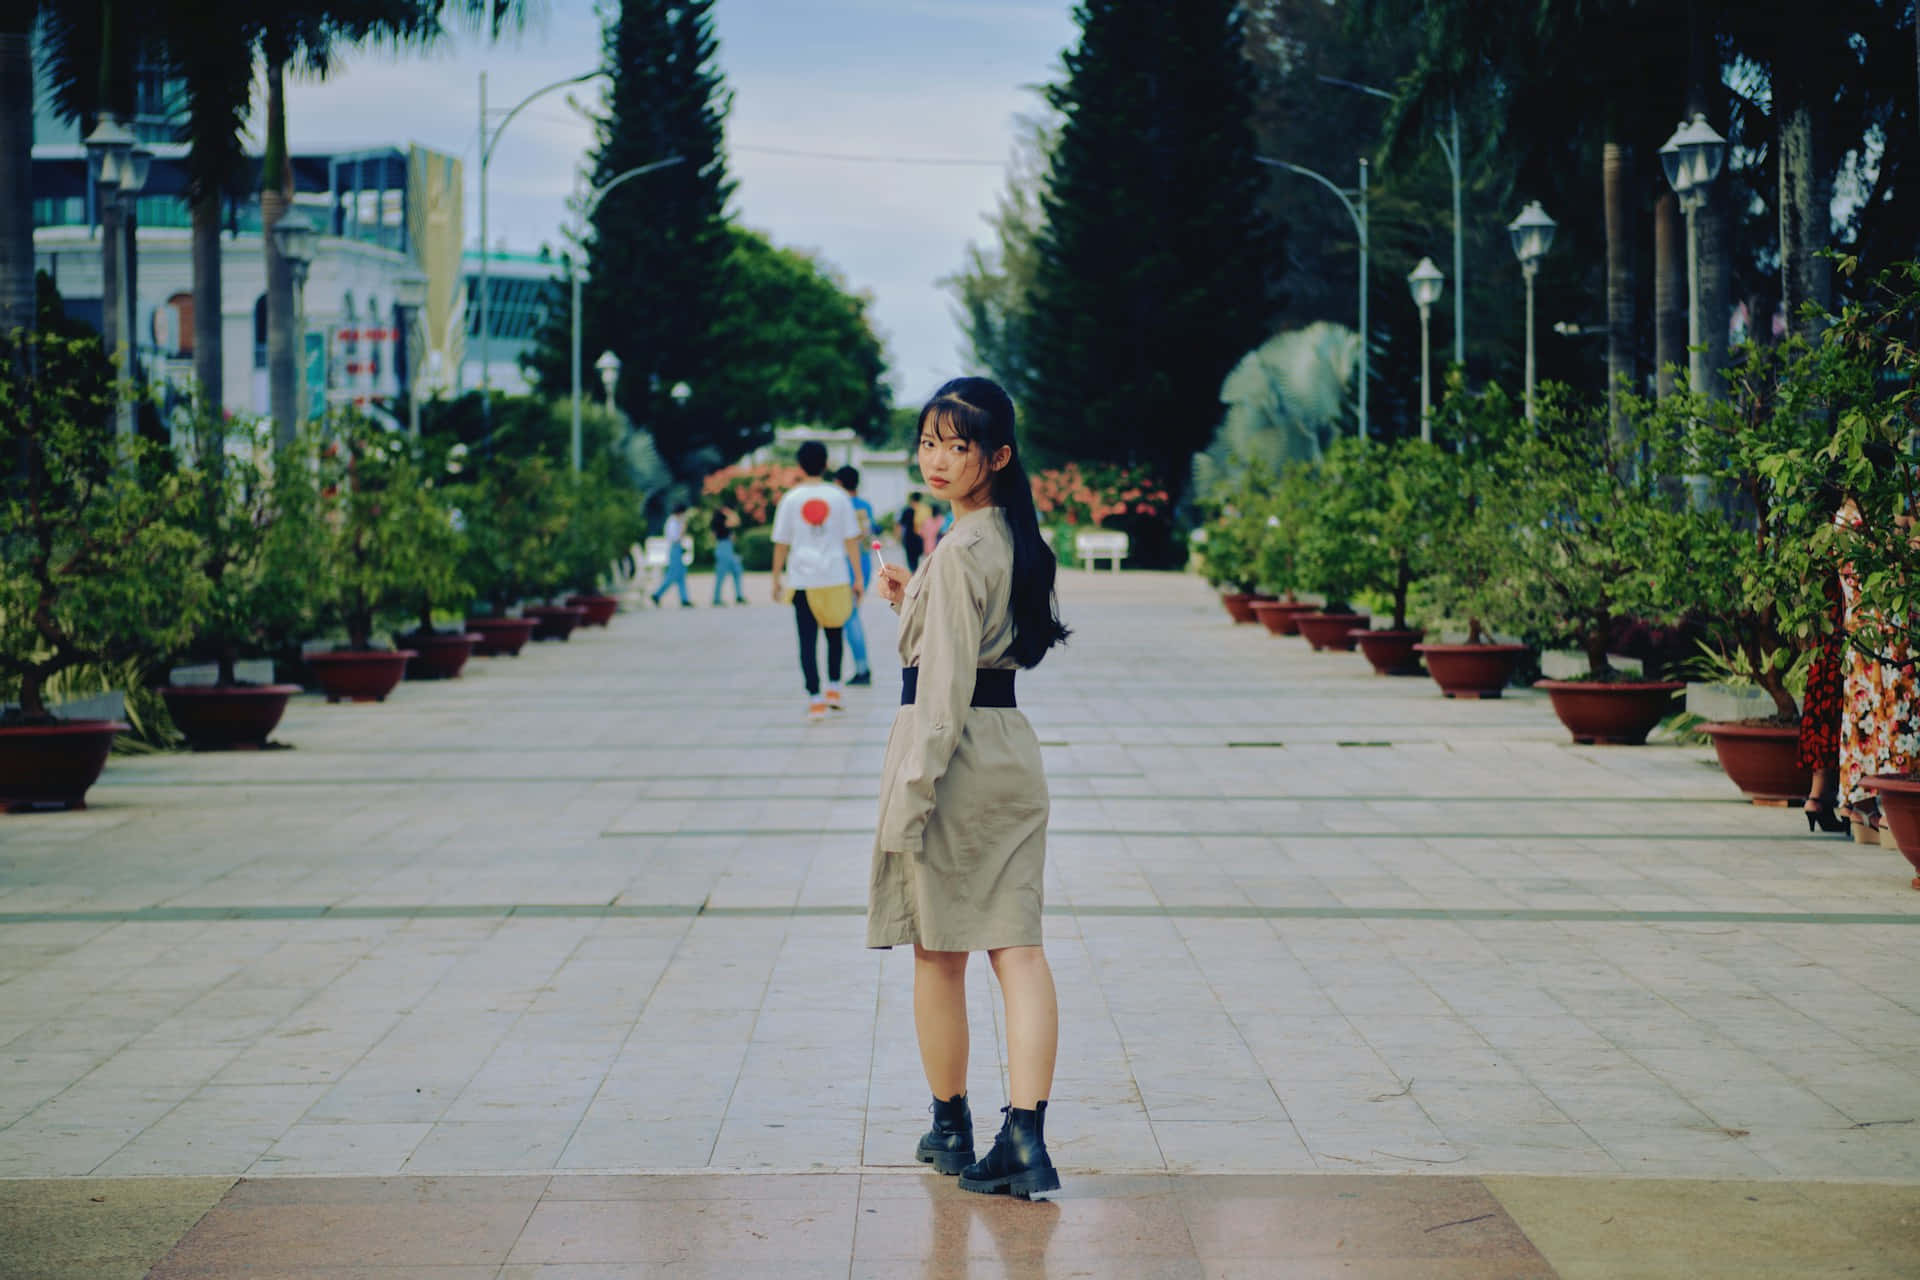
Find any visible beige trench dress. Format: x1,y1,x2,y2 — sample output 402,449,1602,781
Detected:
868,506,1049,952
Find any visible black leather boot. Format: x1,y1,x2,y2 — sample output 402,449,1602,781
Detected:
915,1092,974,1175
958,1102,1060,1199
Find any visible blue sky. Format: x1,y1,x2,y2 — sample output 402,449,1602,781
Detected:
280,0,1078,406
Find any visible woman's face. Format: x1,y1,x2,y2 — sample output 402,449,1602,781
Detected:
917,415,1009,509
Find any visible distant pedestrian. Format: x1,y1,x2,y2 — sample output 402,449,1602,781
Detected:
771,442,864,721
919,500,945,558
899,491,927,571
870,376,1071,1201
836,465,877,686
711,505,748,606
652,501,694,608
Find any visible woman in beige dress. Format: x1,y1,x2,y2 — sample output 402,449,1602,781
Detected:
870,376,1071,1200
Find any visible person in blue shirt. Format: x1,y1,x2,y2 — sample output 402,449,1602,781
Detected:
836,466,877,686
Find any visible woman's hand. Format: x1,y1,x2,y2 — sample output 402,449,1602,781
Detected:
876,563,911,605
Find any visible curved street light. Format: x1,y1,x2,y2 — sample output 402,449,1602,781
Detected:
1256,155,1370,441
1661,112,1727,506
1407,257,1445,440
477,69,610,435
568,156,686,472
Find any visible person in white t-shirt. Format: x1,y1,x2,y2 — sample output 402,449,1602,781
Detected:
650,502,694,607
771,441,864,720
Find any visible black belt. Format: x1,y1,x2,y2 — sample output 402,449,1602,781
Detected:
901,667,1017,708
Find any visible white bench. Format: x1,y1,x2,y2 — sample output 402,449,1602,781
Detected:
1074,529,1129,572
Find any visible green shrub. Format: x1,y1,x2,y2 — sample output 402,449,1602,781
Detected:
736,524,775,572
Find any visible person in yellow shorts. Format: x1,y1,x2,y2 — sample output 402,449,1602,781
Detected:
769,441,864,721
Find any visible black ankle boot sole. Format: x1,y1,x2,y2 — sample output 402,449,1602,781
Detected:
958,1164,1061,1199
915,1141,974,1175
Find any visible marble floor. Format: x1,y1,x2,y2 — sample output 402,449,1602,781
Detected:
2,569,1918,1276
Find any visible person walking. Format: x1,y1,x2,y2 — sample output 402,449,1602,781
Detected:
869,377,1071,1200
711,505,748,606
898,491,927,571
770,442,863,722
836,466,877,686
651,502,694,608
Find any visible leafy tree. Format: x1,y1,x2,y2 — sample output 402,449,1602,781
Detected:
943,110,1054,410
525,0,736,475
1024,0,1282,503
458,454,571,614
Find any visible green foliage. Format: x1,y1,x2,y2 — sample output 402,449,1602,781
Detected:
1024,0,1282,505
1297,437,1463,629
553,470,647,595
175,408,323,682
308,416,464,651
0,332,208,723
1252,460,1319,598
1411,378,1529,643
734,524,774,573
458,454,571,613
942,110,1053,409
1194,459,1275,592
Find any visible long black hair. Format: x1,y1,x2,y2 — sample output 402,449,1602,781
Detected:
918,377,1070,668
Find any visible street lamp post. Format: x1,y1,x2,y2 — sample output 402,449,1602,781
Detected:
569,156,685,473
1507,201,1557,424
596,350,621,416
271,210,316,432
1257,155,1369,440
83,118,149,439
477,69,609,437
1659,113,1728,400
1408,257,1445,442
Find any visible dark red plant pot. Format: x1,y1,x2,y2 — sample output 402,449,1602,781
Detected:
1296,613,1369,652
1221,592,1259,624
1415,644,1531,699
1701,722,1813,805
526,604,588,641
399,631,480,680
161,685,300,750
1860,774,1920,890
566,594,620,626
467,616,537,656
1353,629,1425,676
1250,600,1315,636
1535,679,1685,745
306,650,415,704
0,720,126,812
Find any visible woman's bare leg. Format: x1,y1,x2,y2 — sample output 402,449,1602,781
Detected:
988,945,1058,1108
913,945,970,1098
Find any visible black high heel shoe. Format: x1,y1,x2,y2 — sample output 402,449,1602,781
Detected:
1805,797,1849,834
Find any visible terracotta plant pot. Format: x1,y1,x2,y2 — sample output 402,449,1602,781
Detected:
1296,612,1369,652
399,631,480,681
467,616,537,656
1353,629,1425,676
1860,774,1920,890
0,720,127,812
306,650,414,704
566,593,620,627
1221,592,1260,624
1701,721,1812,805
525,604,588,641
1535,679,1685,745
161,685,301,750
1415,643,1530,699
1250,600,1316,636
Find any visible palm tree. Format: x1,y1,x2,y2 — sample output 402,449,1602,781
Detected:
0,2,37,340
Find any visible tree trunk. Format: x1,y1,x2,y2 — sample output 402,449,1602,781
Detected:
1695,181,1730,391
1653,192,1684,399
1778,101,1831,338
192,188,223,415
262,54,296,446
0,9,34,339
1603,138,1636,442
100,193,122,359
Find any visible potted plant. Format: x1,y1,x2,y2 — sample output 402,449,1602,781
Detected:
305,418,451,702
162,410,319,748
1414,379,1534,697
1249,461,1318,636
1292,444,1374,652
389,443,478,680
1488,386,1693,744
556,470,645,627
0,334,207,807
1661,341,1840,802
1328,437,1459,675
459,456,567,655
1195,459,1277,622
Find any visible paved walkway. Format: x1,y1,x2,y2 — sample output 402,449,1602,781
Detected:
2,570,1918,1276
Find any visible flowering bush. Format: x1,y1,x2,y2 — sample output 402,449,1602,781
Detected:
702,463,808,526
1030,463,1170,528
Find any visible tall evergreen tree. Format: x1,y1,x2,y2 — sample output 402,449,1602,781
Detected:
526,0,735,475
1024,0,1281,501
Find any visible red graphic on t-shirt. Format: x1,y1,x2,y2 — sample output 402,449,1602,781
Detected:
802,498,831,526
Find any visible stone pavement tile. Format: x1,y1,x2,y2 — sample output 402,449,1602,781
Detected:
251,1122,436,1175
1484,1175,1919,1279
146,1175,547,1276
0,1175,232,1280
504,1189,858,1265
401,1120,575,1173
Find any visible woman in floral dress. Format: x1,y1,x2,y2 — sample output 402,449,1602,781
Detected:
1837,500,1920,832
